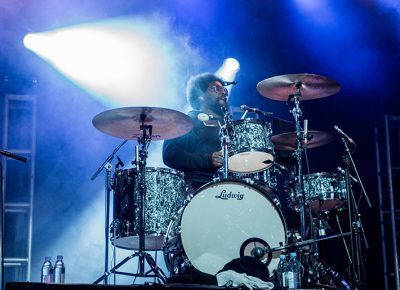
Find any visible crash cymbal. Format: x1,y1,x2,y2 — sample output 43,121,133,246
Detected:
271,130,334,150
256,73,341,101
92,107,193,140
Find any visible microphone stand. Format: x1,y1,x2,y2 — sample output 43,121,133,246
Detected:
0,151,27,290
341,137,369,289
90,139,128,284
342,140,372,209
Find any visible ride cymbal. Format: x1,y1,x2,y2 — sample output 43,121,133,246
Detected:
92,106,193,140
257,73,341,101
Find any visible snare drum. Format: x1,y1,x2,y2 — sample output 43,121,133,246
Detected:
111,167,185,250
164,180,286,276
228,119,274,173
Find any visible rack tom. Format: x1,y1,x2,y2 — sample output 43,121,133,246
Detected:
228,119,274,173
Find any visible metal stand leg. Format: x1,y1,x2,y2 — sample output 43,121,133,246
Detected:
93,251,167,284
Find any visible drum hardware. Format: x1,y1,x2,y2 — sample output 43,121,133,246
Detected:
219,101,235,179
288,80,307,241
257,73,346,288
249,231,352,266
314,213,332,238
92,107,193,284
257,73,341,242
300,254,352,289
90,139,128,284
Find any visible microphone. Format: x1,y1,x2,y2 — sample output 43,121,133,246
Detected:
334,125,354,144
222,80,237,86
303,119,308,144
197,113,218,122
250,247,266,259
0,150,27,163
240,105,273,116
116,155,124,168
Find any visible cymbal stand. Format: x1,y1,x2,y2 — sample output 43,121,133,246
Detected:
287,82,316,289
93,114,166,284
288,81,308,240
219,104,235,179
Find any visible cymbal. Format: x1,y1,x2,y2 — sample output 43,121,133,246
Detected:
256,73,341,101
271,130,334,150
92,107,193,140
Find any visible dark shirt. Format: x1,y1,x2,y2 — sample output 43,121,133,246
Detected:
162,110,222,188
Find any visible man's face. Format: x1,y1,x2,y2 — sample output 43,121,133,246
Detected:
202,80,228,113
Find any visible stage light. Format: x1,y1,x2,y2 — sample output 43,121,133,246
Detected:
215,58,240,91
23,33,34,49
23,17,194,109
224,58,240,72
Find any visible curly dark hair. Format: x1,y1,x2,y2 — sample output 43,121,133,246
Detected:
186,72,224,110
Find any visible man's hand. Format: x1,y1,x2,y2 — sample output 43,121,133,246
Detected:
211,150,223,167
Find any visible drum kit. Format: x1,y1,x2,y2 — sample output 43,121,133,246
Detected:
91,73,365,288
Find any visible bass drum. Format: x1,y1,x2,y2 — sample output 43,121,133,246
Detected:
164,180,286,276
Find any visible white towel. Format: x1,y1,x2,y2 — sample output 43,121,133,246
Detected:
216,270,275,289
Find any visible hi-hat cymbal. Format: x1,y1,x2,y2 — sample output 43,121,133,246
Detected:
271,130,334,150
92,107,193,140
256,73,341,101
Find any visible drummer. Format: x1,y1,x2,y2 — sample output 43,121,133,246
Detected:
163,72,296,195
162,72,226,195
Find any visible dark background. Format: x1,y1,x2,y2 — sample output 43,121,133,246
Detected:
1,0,400,288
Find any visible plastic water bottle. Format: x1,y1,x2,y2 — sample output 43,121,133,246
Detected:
276,254,287,287
41,256,54,283
54,255,65,284
286,252,300,288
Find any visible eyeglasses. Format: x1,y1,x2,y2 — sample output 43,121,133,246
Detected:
208,85,228,95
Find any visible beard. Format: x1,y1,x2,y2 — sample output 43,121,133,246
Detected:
208,96,228,115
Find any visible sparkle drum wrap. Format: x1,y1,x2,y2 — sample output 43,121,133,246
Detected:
111,167,185,250
228,119,274,173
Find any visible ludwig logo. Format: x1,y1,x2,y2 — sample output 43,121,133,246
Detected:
215,189,244,200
